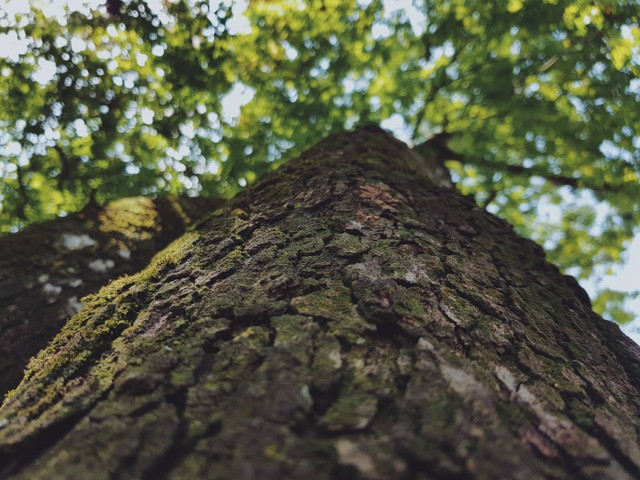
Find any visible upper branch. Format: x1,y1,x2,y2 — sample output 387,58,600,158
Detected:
414,133,626,194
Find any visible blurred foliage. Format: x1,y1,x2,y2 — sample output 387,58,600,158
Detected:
592,288,640,324
0,0,638,322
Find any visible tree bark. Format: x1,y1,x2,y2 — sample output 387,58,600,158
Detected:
0,196,220,397
1,125,639,479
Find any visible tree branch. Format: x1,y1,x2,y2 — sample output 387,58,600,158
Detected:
464,156,580,189
414,133,625,193
14,162,29,220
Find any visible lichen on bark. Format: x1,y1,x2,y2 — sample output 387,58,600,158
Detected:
0,126,639,479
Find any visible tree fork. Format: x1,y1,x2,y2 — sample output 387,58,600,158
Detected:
0,125,639,479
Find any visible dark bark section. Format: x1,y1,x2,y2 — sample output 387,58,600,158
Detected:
0,196,221,397
0,126,639,479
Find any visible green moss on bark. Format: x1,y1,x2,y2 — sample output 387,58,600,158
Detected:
0,196,220,398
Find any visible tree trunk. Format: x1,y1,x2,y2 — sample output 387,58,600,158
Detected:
0,196,220,397
1,125,639,479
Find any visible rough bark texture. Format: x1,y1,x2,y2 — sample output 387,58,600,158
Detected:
1,126,639,479
0,196,220,397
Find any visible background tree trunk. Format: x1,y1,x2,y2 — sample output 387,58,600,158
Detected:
0,196,220,397
1,126,639,479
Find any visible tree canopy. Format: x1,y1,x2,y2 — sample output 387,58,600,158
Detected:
0,0,638,322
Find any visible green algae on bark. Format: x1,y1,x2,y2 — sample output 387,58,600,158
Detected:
0,196,221,398
1,126,640,480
